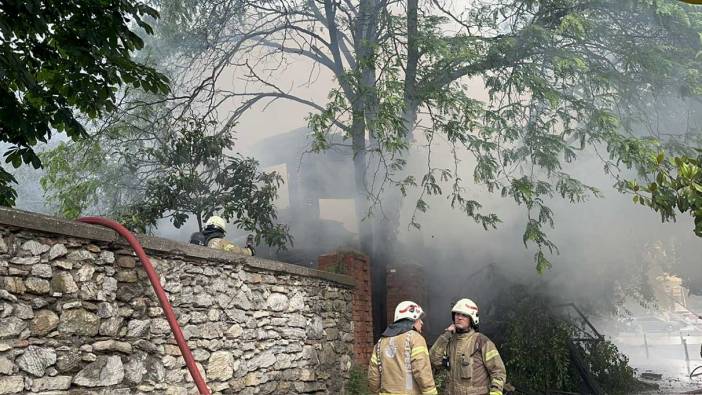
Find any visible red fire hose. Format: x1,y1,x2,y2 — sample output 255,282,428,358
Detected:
78,217,210,395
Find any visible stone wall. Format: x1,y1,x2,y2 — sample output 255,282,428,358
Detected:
0,208,355,394
317,251,373,366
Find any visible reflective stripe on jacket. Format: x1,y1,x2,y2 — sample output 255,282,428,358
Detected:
207,238,253,256
368,330,437,395
429,329,506,395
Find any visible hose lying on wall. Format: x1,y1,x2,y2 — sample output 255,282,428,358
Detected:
78,216,210,395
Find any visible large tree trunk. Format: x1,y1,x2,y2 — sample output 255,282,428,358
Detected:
351,107,373,255
344,0,424,338
370,0,421,336
351,0,389,339
372,104,418,335
196,213,203,232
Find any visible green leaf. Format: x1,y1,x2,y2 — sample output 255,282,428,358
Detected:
656,152,664,165
535,251,552,274
0,0,169,204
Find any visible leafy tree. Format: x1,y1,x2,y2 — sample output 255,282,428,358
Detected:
0,0,170,206
41,112,291,249
623,150,702,237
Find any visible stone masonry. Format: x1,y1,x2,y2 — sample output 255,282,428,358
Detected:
0,208,355,394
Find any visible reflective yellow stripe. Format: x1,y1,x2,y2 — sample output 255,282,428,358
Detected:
370,353,379,365
485,349,499,361
489,391,502,395
411,346,429,358
379,389,437,395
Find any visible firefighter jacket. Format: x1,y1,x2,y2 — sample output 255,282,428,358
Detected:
368,329,438,395
429,329,506,395
207,238,253,256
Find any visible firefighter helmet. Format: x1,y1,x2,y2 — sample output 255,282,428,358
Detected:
451,298,479,327
205,215,226,231
394,301,424,322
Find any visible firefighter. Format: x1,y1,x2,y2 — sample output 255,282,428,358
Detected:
190,215,254,256
429,298,506,395
368,301,438,395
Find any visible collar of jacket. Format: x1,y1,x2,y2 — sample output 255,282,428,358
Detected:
454,328,476,338
381,319,416,337
202,228,225,239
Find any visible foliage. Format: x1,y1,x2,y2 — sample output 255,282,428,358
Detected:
503,296,580,391
345,364,370,395
502,294,647,394
40,139,137,221
41,112,291,249
0,0,169,206
622,150,702,237
581,340,649,394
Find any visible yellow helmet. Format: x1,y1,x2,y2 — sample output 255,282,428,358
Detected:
451,298,479,327
394,301,424,322
205,215,226,231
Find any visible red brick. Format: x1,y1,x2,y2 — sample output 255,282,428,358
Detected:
318,251,373,366
386,264,428,325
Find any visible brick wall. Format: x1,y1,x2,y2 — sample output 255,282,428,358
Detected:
386,263,428,327
318,251,373,366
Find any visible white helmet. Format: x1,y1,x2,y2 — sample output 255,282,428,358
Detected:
205,216,226,231
451,298,479,327
394,301,424,322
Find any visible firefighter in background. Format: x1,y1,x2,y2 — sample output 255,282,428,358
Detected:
368,301,438,395
429,298,507,395
190,215,255,256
